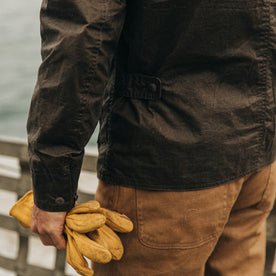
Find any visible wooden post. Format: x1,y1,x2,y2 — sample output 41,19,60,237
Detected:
15,148,32,276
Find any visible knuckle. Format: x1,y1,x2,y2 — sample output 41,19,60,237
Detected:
39,229,48,236
41,239,49,246
30,224,38,234
36,225,48,236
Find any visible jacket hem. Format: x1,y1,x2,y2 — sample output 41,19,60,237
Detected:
97,158,276,191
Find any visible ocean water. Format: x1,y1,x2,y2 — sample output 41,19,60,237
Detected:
0,0,98,145
0,0,41,139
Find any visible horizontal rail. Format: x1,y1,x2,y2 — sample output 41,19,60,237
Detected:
0,175,19,192
0,255,18,273
0,136,97,173
0,254,71,276
268,215,276,243
0,136,28,160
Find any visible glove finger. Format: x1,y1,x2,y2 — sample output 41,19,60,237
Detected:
66,213,106,233
99,208,133,233
9,190,34,228
88,225,124,261
68,201,100,215
71,230,112,264
65,227,94,276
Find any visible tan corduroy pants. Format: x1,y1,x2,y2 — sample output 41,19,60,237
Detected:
93,163,276,276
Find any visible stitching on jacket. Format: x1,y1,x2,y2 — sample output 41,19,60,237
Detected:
256,1,270,164
78,0,108,131
104,77,115,174
73,0,108,199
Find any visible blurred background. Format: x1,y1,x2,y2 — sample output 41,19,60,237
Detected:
0,1,275,276
0,0,99,144
0,0,41,139
0,1,98,275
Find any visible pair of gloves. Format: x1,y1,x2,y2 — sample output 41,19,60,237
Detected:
9,191,133,276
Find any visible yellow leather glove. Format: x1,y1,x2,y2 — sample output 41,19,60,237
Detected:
9,190,34,228
87,224,124,260
98,207,134,233
9,191,133,276
66,227,95,276
66,213,106,233
65,202,133,233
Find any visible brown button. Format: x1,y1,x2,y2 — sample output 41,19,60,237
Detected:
55,197,65,205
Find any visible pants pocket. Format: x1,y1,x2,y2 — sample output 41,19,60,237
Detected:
136,184,229,249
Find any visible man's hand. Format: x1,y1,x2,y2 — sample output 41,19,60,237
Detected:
31,204,67,250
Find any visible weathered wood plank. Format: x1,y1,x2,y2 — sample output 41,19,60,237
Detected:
78,190,95,203
82,154,97,172
54,250,66,276
16,235,29,276
265,273,276,276
0,256,68,276
0,255,17,273
0,214,18,232
0,136,98,173
267,215,276,243
22,265,55,276
0,136,28,160
0,215,35,239
0,175,19,192
266,241,276,275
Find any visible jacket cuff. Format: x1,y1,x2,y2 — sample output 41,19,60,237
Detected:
30,158,81,212
28,149,83,212
33,186,77,212
31,172,78,212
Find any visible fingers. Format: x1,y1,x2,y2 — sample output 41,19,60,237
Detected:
38,233,55,247
31,224,67,250
31,204,67,250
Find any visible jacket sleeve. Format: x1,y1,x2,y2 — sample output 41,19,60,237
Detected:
27,0,126,211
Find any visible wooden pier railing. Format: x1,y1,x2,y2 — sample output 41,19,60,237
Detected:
0,136,275,276
0,136,97,276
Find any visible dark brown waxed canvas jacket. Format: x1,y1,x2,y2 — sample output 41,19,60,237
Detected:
28,0,276,211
